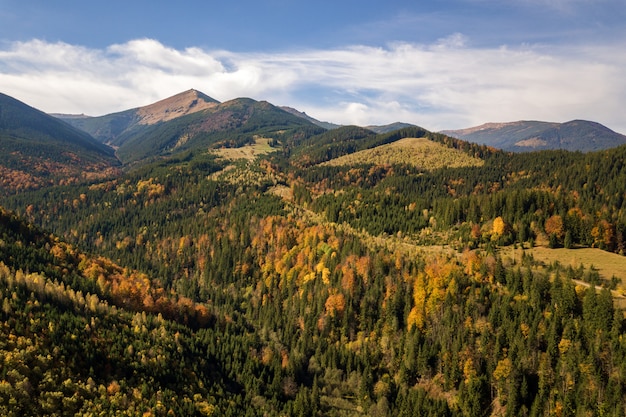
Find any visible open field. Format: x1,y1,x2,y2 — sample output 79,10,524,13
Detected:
210,137,276,161
321,137,484,170
500,246,626,307
500,246,626,282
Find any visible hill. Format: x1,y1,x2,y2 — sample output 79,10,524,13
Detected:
287,125,451,168
0,93,120,195
321,137,484,170
441,119,626,152
366,122,416,134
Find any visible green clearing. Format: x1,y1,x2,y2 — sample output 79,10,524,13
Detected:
210,136,276,161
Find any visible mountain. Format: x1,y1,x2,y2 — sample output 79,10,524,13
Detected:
58,91,321,164
113,97,319,163
441,120,626,152
57,90,417,165
56,89,220,145
0,92,120,195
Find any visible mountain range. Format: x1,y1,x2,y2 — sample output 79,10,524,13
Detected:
2,88,626,194
55,90,626,155
441,120,626,152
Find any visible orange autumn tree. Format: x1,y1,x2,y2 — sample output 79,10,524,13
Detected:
324,292,346,317
545,214,565,240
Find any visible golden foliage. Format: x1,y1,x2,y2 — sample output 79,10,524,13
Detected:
558,338,572,355
325,292,346,317
261,346,274,365
493,357,512,382
545,215,564,239
492,216,508,237
408,256,462,330
407,272,427,331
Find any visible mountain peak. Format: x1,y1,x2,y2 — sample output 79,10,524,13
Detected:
136,89,220,125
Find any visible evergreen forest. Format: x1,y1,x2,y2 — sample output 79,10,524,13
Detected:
1,99,626,416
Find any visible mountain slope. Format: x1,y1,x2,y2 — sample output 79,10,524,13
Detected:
4,136,626,415
111,97,319,163
56,89,220,145
58,91,320,164
442,120,626,152
0,205,257,415
280,106,340,130
0,93,119,194
366,122,416,134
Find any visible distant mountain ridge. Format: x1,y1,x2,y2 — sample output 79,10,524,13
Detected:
279,106,416,134
19,88,626,167
441,120,626,152
366,122,416,134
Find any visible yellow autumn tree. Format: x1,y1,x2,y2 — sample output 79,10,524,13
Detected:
492,216,508,237
407,273,427,330
493,357,512,400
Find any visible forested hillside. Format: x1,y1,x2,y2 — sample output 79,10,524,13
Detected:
0,93,120,195
1,94,626,416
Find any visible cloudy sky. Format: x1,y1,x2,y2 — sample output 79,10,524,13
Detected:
1,0,625,132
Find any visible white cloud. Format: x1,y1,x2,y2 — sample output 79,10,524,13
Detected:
0,37,625,134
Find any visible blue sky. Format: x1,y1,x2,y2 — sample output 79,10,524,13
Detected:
1,0,625,132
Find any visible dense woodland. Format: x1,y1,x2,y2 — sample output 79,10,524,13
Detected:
1,121,626,416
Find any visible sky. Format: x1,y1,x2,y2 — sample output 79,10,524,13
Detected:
1,0,625,132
